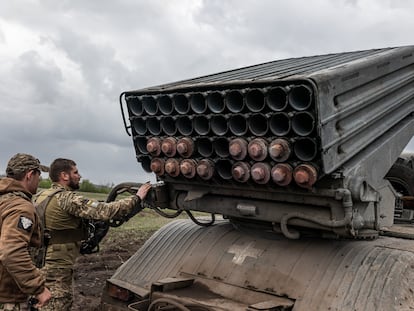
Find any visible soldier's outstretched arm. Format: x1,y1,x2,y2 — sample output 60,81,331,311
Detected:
56,182,152,221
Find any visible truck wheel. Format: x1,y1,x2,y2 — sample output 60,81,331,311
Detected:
385,155,414,196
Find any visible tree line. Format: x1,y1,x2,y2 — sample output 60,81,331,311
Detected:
39,178,113,194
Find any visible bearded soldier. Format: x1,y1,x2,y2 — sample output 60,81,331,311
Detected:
34,158,151,311
0,153,51,310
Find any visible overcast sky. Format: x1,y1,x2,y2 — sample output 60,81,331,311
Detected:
1,0,414,185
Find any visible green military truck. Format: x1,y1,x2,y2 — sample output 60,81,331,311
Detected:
101,46,414,310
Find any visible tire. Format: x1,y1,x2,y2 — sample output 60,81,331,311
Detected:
385,155,414,196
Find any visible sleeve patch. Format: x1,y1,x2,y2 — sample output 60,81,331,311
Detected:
18,216,33,232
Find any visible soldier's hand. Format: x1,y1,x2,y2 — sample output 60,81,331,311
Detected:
35,287,51,307
136,182,152,200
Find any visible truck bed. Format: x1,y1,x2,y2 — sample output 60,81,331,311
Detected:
102,219,414,310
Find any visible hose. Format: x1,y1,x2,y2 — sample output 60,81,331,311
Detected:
151,205,183,218
185,210,215,227
280,188,353,239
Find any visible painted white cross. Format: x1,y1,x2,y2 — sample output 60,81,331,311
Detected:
227,241,263,265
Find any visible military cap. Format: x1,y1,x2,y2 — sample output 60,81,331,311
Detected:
6,153,49,176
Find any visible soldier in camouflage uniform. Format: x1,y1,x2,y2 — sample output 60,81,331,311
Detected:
0,154,51,310
34,158,152,311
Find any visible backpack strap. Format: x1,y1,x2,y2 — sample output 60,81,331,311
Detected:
35,188,65,230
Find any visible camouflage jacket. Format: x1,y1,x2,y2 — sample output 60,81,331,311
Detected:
36,183,141,225
0,178,45,303
34,183,141,268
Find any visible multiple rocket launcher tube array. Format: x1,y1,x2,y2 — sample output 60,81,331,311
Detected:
127,84,320,189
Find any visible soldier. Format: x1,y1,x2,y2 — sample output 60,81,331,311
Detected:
0,153,52,310
35,158,152,311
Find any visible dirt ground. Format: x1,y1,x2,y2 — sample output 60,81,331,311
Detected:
71,229,155,311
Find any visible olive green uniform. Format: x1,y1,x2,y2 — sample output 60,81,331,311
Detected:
35,183,141,311
0,178,46,311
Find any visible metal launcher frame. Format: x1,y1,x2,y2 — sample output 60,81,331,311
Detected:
121,46,414,239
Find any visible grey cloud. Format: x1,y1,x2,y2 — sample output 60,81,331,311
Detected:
1,0,414,184
0,27,4,43
13,50,63,105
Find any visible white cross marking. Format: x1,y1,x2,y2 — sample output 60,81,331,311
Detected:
227,241,263,265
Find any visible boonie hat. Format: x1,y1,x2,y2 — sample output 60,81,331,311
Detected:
6,153,49,176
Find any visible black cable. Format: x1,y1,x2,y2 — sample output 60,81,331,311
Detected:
185,210,215,227
151,205,183,218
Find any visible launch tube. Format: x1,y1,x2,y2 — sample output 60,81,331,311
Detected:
132,118,147,135
127,96,144,116
165,158,180,177
158,95,174,115
229,138,248,160
190,93,207,114
134,136,149,154
176,116,193,136
211,115,228,136
225,90,244,113
269,138,291,162
216,159,233,180
213,137,230,158
180,159,197,178
245,89,265,112
207,91,225,113
293,163,318,189
197,137,214,157
266,86,288,112
232,161,251,183
251,162,271,184
161,137,177,157
294,137,318,161
177,137,195,158
146,137,162,156
142,96,158,115
271,163,293,186
229,114,248,136
150,158,165,176
146,117,161,135
173,93,190,114
269,112,291,136
288,84,313,111
291,111,315,136
197,159,215,180
248,138,268,161
160,116,177,136
194,115,210,135
249,113,269,136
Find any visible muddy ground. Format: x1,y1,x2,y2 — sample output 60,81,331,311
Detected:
71,229,155,311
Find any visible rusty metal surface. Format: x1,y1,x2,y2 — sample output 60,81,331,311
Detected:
109,219,414,310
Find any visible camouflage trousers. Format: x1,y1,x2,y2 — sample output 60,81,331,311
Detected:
0,303,28,311
39,267,73,311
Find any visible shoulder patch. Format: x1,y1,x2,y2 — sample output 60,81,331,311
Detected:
18,216,33,232
89,201,99,208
